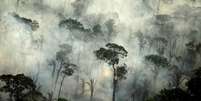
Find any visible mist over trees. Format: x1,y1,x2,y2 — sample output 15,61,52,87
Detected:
94,43,128,101
1,0,201,101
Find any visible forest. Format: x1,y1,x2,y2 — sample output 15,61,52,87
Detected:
0,0,201,101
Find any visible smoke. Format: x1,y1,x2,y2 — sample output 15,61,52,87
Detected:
0,0,201,101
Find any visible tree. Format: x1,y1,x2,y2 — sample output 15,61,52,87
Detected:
170,65,184,88
82,68,97,101
50,44,72,89
187,77,201,100
151,37,168,56
187,67,201,100
59,18,90,32
12,13,39,31
86,79,96,101
192,67,201,78
0,74,36,101
58,97,69,101
144,54,169,90
146,67,201,101
146,88,190,101
58,63,78,99
94,43,128,101
156,0,161,15
144,54,169,74
22,90,47,101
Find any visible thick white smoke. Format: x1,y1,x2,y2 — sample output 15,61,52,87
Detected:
0,0,201,101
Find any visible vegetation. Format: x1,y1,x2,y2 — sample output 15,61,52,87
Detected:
59,18,90,32
147,67,201,101
0,74,45,101
94,43,128,101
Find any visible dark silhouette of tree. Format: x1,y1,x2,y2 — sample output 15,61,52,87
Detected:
22,90,46,101
55,50,68,84
144,54,169,77
170,65,184,88
147,67,201,101
187,77,201,100
51,44,72,89
94,43,128,101
187,67,201,100
0,74,36,101
145,55,169,68
144,54,169,90
58,63,78,99
146,88,190,101
59,18,90,32
116,64,128,80
58,97,69,101
92,24,102,33
192,67,201,77
12,13,39,31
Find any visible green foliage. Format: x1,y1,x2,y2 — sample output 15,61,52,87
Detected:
62,63,78,76
56,50,68,62
0,74,37,100
95,47,119,65
147,88,189,101
93,24,102,33
105,43,128,57
196,43,201,52
94,43,128,101
59,18,90,32
193,67,201,77
145,55,169,67
187,68,201,98
147,67,201,101
22,90,47,101
12,12,39,31
94,43,128,65
187,77,201,97
116,64,128,80
58,98,69,101
0,74,36,92
153,37,168,44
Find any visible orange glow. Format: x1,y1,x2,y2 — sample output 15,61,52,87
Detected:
102,67,112,78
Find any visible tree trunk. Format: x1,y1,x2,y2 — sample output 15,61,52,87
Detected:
90,80,94,101
48,92,53,101
55,62,62,85
9,93,13,101
81,79,85,95
58,75,65,99
74,75,80,96
156,0,161,14
112,65,117,101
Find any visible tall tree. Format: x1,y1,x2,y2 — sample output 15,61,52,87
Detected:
58,63,78,99
144,54,169,89
94,43,128,101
